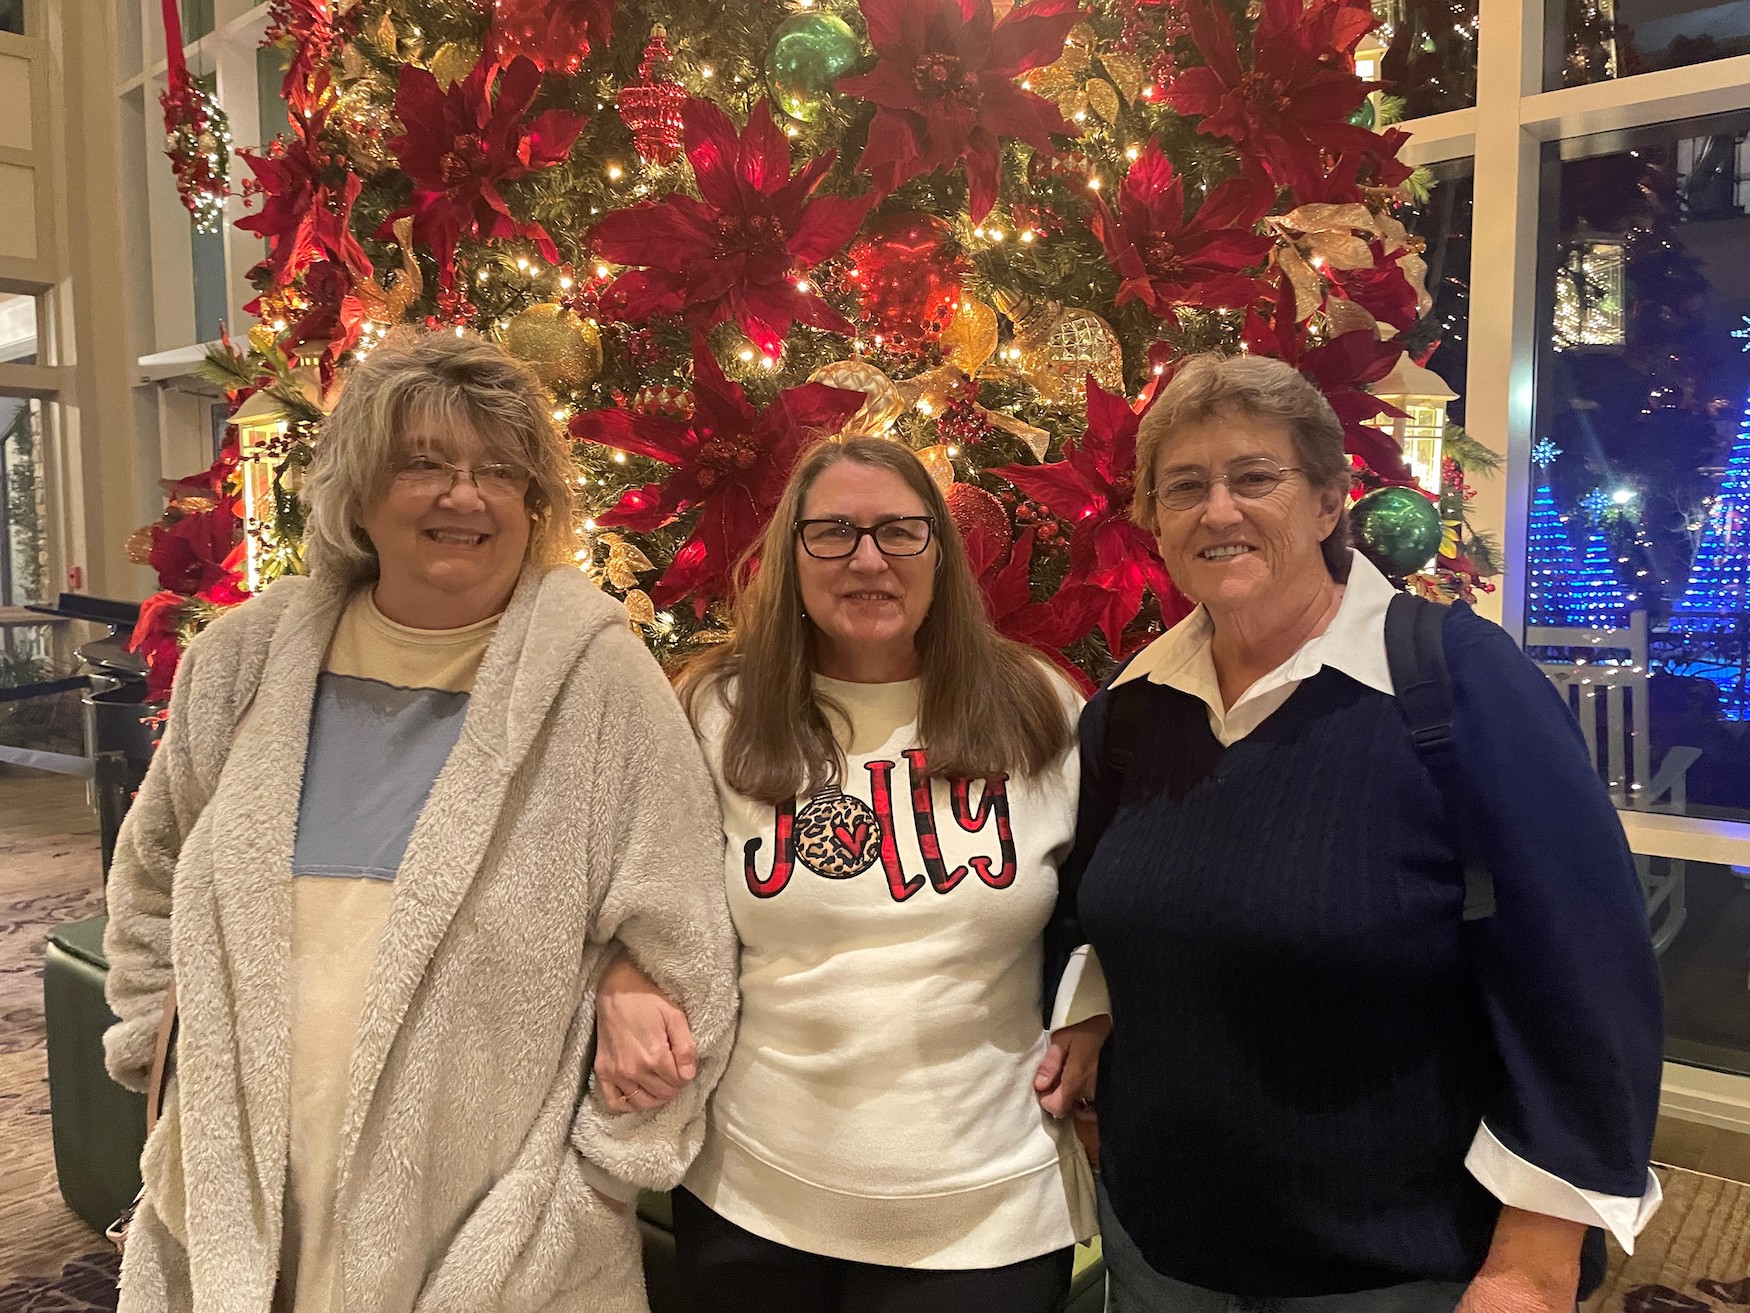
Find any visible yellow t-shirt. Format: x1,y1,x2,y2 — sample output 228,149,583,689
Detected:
280,590,498,1313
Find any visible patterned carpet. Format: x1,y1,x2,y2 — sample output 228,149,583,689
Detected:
0,774,114,1309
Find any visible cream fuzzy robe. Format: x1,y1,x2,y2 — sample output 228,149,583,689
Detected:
102,565,738,1313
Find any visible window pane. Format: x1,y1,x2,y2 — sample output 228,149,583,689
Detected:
1661,856,1750,1077
1376,0,1478,119
256,41,289,145
1398,159,1473,430
0,396,49,607
180,0,213,43
0,0,24,36
1548,0,1750,89
0,292,37,365
1531,112,1750,828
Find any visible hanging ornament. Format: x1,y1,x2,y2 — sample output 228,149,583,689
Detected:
630,383,694,422
808,360,907,438
794,786,884,878
618,26,687,165
488,0,602,75
939,299,1000,376
946,483,1011,559
157,0,233,232
846,212,965,349
428,40,482,88
502,303,603,391
765,13,862,123
994,291,1124,405
1351,485,1443,577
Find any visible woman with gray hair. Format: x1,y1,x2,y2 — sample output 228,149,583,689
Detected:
101,329,738,1313
1049,352,1663,1313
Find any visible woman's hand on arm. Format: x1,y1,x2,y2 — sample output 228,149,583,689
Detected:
1457,1209,1585,1313
1034,1014,1112,1118
593,948,699,1114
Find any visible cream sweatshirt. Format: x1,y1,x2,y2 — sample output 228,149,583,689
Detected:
683,674,1098,1269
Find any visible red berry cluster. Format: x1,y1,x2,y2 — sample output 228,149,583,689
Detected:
1010,495,1068,549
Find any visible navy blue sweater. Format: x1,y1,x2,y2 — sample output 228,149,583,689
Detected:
1057,604,1662,1297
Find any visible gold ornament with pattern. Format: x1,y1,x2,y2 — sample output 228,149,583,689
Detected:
994,290,1124,404
501,303,603,391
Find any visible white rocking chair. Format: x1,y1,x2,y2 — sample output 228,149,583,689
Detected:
1529,613,1700,956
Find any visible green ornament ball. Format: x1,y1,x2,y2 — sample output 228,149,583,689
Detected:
1352,485,1443,577
765,14,860,123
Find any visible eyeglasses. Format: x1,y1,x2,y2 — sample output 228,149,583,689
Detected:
1153,459,1307,511
795,516,936,559
389,455,532,501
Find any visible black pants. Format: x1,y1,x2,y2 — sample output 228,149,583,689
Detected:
672,1186,1076,1313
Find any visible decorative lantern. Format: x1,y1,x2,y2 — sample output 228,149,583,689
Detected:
1365,355,1456,495
229,351,330,590
1353,30,1387,83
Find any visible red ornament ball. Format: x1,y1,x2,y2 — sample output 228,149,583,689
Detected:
946,483,1011,565
846,212,965,348
489,0,592,75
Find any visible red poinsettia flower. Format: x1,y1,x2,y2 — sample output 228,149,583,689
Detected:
1088,142,1275,322
590,100,872,358
384,56,586,288
569,342,867,612
148,497,243,596
1328,242,1421,333
1244,271,1413,481
287,258,371,355
1164,0,1385,202
237,92,372,285
1310,125,1416,204
994,381,1186,652
129,590,192,702
838,0,1081,221
487,0,616,75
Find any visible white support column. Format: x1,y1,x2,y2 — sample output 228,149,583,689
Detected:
1449,0,1544,634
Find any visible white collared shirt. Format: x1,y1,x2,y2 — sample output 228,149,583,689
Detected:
1063,551,1661,1254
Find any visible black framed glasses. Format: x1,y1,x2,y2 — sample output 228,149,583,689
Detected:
795,516,936,559
389,454,532,501
1153,459,1306,512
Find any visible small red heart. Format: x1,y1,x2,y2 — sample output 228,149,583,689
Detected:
834,822,870,853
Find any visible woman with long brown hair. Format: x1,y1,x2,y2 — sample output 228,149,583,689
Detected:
655,436,1104,1311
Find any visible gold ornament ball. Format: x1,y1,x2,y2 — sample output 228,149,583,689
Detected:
503,303,603,392
429,40,483,89
808,359,906,438
1019,307,1124,404
939,299,999,375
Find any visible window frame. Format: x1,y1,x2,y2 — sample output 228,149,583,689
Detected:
1400,3,1750,1112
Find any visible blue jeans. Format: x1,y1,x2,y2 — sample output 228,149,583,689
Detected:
1097,1182,1469,1313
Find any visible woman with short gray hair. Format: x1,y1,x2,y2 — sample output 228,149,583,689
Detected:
1050,351,1662,1313
102,329,738,1313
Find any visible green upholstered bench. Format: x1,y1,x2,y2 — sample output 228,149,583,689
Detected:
43,912,149,1234
634,1191,1106,1311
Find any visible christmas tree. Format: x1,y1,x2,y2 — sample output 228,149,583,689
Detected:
1568,520,1631,629
133,0,1490,691
1526,439,1582,626
1670,388,1750,717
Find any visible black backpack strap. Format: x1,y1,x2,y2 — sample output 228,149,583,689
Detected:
1385,593,1495,922
1102,674,1152,781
